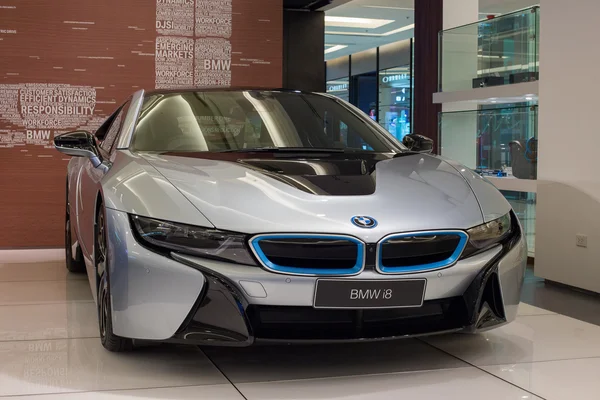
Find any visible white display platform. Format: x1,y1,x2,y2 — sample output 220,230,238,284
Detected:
486,176,538,193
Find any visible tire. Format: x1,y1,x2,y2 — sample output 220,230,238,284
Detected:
65,183,86,273
96,204,133,352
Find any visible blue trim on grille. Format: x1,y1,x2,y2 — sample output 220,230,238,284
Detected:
377,231,469,274
250,234,364,276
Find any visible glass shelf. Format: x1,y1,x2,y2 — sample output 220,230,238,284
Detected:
439,105,538,180
438,6,539,92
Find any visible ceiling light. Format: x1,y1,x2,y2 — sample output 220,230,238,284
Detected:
362,5,414,11
327,80,348,85
525,96,533,100
326,23,414,37
325,31,382,37
325,16,395,29
324,45,347,54
478,55,508,59
382,24,415,36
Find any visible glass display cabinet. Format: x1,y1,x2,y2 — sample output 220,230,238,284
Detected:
438,6,539,92
439,105,538,179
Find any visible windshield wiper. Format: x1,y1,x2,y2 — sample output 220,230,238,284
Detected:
218,147,345,153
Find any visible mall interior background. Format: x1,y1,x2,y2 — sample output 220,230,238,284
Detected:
322,0,600,296
326,0,538,258
0,0,325,248
2,0,600,399
2,0,593,293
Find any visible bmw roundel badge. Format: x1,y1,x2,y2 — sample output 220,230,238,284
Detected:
351,216,377,229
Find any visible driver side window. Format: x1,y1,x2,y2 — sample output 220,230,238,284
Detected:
98,102,130,153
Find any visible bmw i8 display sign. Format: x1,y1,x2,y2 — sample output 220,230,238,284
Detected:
54,89,527,352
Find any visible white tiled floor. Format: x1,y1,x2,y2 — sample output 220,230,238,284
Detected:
0,256,598,399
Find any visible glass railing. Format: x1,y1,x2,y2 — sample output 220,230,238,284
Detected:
439,105,538,179
438,6,539,92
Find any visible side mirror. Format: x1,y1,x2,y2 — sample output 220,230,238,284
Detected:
402,134,434,154
54,130,102,167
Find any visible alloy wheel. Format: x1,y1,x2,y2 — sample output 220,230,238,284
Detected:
94,205,133,352
99,282,108,340
97,209,108,341
65,218,72,261
97,212,106,267
64,196,85,273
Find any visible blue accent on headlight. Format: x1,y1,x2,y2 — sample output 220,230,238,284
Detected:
250,234,365,276
377,231,469,274
142,232,167,237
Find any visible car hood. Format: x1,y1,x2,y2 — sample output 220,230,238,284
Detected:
140,151,486,241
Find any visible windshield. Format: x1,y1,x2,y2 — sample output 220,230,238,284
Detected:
130,91,405,153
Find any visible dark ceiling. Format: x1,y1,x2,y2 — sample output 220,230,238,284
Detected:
283,0,331,10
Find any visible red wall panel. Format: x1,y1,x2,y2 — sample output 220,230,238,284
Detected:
0,0,282,248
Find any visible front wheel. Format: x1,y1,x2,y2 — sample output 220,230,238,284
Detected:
96,205,133,352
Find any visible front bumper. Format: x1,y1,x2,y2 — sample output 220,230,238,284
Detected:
105,208,527,345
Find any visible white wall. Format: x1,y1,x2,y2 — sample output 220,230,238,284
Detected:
479,0,538,14
440,101,479,169
445,0,479,30
440,0,479,168
442,1,479,91
535,0,600,293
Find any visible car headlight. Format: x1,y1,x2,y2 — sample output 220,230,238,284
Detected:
131,215,256,266
462,213,514,258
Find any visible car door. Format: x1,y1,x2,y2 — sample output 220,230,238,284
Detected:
77,102,129,265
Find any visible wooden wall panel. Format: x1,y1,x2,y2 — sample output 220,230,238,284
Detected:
0,0,282,248
282,10,325,92
413,0,442,152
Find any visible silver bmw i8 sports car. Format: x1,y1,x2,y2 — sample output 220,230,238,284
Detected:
54,88,526,352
